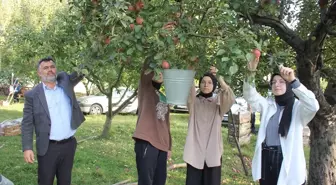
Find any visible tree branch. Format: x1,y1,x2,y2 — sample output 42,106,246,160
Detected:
248,14,305,52
327,26,336,35
85,75,108,95
311,1,336,46
325,57,336,62
112,66,125,88
111,86,129,107
112,88,138,114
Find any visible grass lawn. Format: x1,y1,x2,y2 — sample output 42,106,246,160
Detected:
0,101,310,185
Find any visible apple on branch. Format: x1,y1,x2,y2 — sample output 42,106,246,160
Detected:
136,17,144,25
128,5,135,11
253,48,261,60
135,1,144,11
130,24,135,30
104,37,110,45
162,60,170,69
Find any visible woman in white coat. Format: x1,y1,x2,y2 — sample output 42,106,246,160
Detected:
243,59,319,185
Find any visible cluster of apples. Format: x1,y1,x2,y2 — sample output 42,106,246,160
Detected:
128,1,144,30
104,1,144,45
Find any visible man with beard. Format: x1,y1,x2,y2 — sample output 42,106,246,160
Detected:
21,57,85,185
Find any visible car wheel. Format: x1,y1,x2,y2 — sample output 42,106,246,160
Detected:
89,104,103,115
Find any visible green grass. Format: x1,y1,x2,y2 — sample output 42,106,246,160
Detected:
0,95,6,101
0,103,309,185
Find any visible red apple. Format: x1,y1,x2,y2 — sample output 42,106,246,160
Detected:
253,49,261,59
162,60,170,69
92,0,98,5
136,17,144,25
135,1,144,10
104,37,110,45
130,24,135,30
128,5,135,11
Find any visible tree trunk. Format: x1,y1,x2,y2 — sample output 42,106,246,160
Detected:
101,112,115,138
308,117,336,185
101,89,115,137
296,53,336,185
324,81,336,105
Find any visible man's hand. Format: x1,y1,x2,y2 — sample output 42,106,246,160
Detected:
279,65,296,82
23,150,35,164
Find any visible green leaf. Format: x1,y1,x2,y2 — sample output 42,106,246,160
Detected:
232,48,242,55
154,53,162,60
149,62,157,68
135,25,142,33
123,40,130,45
207,8,216,13
157,40,165,47
221,57,230,62
229,63,238,75
217,49,225,56
245,53,255,62
126,48,134,55
136,44,143,51
188,39,194,47
153,22,162,27
144,68,153,75
233,3,240,9
180,36,186,43
120,20,127,28
135,33,141,39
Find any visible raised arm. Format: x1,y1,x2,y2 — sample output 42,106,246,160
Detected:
243,58,268,113
278,66,319,126
217,76,235,116
69,71,85,86
187,81,196,114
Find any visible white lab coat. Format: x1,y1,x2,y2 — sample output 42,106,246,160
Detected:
243,82,319,185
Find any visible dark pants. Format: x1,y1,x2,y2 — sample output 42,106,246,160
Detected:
186,162,221,185
13,92,19,103
259,144,306,185
259,145,283,185
251,112,256,131
37,137,77,185
135,139,168,185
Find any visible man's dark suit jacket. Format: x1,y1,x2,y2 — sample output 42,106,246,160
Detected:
21,72,85,156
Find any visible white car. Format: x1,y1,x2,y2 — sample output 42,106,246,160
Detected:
77,87,138,115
